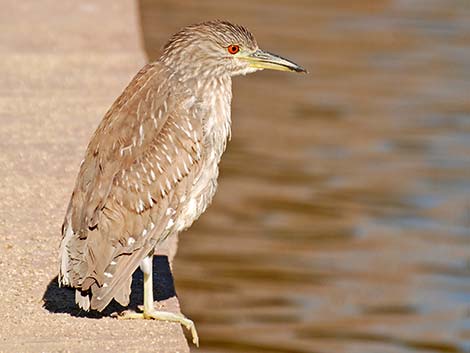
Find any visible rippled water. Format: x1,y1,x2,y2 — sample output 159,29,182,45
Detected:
138,1,470,352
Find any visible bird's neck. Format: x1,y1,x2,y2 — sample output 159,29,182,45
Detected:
159,54,234,159
192,75,232,110
186,74,233,160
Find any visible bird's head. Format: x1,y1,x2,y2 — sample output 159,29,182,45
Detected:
161,20,306,78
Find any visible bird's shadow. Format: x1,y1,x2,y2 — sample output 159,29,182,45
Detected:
42,255,176,318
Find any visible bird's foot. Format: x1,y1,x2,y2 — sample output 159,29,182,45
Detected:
116,309,199,347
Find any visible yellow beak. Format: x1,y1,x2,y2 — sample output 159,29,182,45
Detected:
243,49,307,73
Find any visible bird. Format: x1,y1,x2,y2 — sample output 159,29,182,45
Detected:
58,20,305,346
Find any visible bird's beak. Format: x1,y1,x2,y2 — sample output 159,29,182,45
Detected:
243,49,307,73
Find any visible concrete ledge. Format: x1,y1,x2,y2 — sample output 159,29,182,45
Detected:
0,1,189,352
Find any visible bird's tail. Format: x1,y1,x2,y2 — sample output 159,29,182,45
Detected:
89,245,151,311
75,289,91,310
58,210,77,287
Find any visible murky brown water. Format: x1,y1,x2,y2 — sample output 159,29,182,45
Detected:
138,1,470,352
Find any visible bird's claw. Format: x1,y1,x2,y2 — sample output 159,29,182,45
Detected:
114,309,199,347
178,315,199,347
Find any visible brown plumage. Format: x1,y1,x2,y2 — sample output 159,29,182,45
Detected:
58,20,305,344
60,62,204,311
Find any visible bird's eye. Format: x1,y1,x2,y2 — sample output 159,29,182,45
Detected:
227,45,240,55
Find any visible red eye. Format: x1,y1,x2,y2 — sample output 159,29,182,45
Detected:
228,45,240,54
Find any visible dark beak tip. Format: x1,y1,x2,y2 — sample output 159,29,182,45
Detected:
291,65,307,73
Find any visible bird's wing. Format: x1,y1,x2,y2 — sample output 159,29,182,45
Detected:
59,62,204,310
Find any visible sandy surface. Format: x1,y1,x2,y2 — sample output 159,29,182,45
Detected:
0,1,189,352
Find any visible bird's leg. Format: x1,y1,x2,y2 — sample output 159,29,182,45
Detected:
117,253,199,347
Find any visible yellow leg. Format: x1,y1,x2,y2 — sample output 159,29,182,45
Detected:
117,255,199,347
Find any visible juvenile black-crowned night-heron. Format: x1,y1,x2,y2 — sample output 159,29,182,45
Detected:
59,20,305,346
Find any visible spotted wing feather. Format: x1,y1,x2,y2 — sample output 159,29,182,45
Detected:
59,62,203,310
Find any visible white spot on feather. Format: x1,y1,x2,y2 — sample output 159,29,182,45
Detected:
165,218,174,230
138,199,145,212
139,124,144,145
181,127,191,138
164,152,172,163
183,161,189,174
104,272,113,278
120,145,132,156
165,178,171,191
151,112,158,128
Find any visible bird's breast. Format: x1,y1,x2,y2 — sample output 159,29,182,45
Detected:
174,77,232,231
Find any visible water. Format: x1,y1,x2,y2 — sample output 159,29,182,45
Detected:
138,1,470,352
